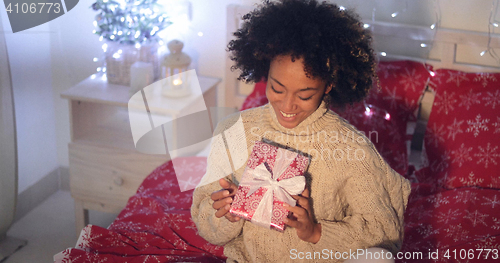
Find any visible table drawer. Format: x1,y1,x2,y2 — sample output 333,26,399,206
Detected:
69,142,169,207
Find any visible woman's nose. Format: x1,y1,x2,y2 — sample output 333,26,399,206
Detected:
281,93,297,112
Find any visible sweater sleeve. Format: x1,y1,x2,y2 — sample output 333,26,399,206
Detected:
190,115,245,246
300,144,411,256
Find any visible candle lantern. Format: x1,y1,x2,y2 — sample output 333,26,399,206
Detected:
161,40,192,97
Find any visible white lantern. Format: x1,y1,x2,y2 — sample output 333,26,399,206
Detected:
161,40,192,97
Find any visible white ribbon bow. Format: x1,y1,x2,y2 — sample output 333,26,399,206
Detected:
241,148,306,229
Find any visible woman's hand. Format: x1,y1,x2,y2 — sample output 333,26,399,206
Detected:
211,178,241,222
284,188,322,244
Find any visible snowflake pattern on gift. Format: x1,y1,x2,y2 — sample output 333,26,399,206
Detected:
451,143,473,167
399,68,424,92
270,199,289,231
464,209,489,227
243,189,266,219
458,90,482,110
459,172,484,186
466,114,489,137
473,72,497,87
446,70,470,86
483,90,500,109
434,91,457,115
474,142,499,168
487,177,500,188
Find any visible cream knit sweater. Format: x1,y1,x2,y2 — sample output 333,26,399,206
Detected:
191,101,411,263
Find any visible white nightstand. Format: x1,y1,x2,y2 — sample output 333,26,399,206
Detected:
61,73,220,235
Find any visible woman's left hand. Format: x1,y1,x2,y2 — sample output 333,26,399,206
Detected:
283,188,322,244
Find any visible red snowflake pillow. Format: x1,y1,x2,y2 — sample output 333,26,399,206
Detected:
240,81,268,111
417,69,500,188
367,60,432,123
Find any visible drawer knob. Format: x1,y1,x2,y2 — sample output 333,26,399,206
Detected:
114,177,124,186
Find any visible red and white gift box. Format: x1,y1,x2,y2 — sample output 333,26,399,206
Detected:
229,141,310,231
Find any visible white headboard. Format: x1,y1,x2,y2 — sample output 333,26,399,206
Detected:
225,4,500,109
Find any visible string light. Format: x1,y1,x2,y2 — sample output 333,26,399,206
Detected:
480,50,487,56
198,32,204,36
391,12,398,18
430,71,436,77
363,24,370,29
384,113,391,121
339,6,346,11
135,43,141,49
430,24,436,29
420,43,428,48
91,74,96,79
93,57,99,62
97,67,102,72
380,52,387,57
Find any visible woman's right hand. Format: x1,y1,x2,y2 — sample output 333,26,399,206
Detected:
211,178,241,222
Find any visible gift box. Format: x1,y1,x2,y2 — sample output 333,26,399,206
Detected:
230,141,310,231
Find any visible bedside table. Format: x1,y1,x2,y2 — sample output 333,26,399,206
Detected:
61,73,220,235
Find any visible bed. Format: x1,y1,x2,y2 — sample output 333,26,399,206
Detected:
55,4,500,263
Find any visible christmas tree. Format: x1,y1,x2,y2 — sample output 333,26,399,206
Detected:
91,0,172,45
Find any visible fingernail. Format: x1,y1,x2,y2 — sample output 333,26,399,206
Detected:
223,190,229,196
226,198,232,203
225,204,230,210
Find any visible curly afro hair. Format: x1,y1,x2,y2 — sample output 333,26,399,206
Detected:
227,0,377,106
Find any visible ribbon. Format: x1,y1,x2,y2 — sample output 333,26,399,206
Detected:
241,148,306,229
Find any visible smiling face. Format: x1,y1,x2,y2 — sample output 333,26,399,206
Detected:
266,55,332,129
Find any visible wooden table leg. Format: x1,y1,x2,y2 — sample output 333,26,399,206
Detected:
74,199,89,237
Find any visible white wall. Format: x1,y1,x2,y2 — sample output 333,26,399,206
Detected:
1,0,498,193
0,12,59,193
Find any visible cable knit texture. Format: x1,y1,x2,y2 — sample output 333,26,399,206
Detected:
191,101,411,263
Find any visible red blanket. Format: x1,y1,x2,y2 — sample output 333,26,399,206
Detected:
55,157,500,262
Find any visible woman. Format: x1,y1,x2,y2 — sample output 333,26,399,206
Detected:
191,0,411,262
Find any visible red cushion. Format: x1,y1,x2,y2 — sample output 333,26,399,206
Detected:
417,69,500,188
240,81,268,111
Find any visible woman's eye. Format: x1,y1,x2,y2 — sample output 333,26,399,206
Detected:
299,96,313,101
271,85,283,94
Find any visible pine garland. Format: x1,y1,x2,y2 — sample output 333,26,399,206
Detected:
91,0,172,45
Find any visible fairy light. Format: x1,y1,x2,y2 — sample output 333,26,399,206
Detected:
102,67,107,73
97,67,102,72
430,71,436,77
493,22,499,27
480,50,487,56
102,43,108,52
135,43,141,49
93,57,98,62
385,113,391,121
113,53,121,59
110,35,115,40
198,32,204,37
380,52,387,57
99,36,104,41
92,30,97,34
93,21,97,27
420,43,428,48
363,24,370,29
364,106,373,116
430,24,436,29
339,6,346,11
391,12,398,18
91,74,96,79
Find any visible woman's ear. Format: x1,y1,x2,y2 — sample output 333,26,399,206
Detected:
325,83,333,94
